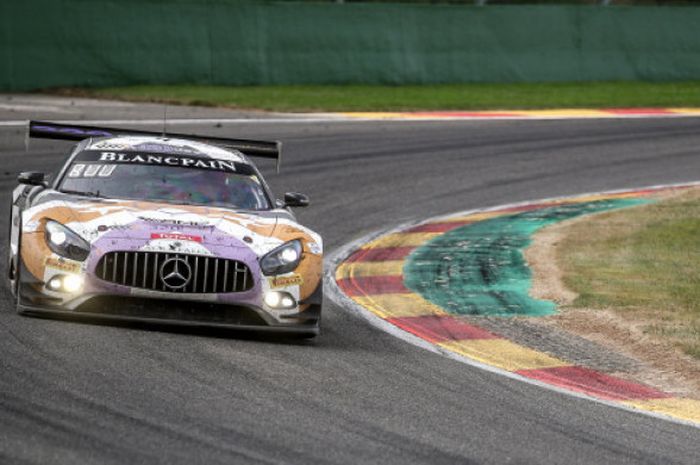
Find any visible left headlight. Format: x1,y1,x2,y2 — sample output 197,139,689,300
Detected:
260,240,302,276
44,220,90,262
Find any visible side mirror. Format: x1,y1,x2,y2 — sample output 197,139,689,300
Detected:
283,192,309,208
18,171,47,187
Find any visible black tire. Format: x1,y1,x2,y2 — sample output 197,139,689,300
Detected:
5,207,13,281
9,216,21,307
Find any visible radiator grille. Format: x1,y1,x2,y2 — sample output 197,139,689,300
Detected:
95,252,254,293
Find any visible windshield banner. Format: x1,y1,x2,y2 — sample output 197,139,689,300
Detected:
74,151,253,174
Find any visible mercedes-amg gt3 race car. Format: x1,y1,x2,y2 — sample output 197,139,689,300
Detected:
7,121,323,337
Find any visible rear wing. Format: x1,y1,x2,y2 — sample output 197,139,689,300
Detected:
28,120,283,172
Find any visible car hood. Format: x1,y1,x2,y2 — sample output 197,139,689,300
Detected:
24,196,321,257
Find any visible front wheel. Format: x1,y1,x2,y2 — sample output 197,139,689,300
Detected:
7,224,21,306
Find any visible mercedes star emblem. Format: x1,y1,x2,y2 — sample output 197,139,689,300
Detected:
159,257,192,290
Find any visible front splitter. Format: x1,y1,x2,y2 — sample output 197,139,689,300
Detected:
18,304,319,338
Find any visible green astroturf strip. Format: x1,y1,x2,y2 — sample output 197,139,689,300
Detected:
66,81,700,112
404,199,649,317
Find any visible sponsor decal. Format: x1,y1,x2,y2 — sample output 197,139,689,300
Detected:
71,151,256,175
151,232,202,243
142,244,208,255
97,224,131,232
90,141,127,150
98,152,237,172
269,274,304,288
139,216,213,228
133,142,203,156
45,256,81,273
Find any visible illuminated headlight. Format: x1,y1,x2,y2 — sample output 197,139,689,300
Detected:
46,274,84,293
264,291,297,309
63,274,83,293
47,276,62,291
44,220,90,261
260,240,302,276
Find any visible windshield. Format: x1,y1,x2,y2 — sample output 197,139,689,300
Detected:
59,159,271,210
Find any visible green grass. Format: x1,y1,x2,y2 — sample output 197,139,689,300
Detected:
58,81,700,112
558,190,700,359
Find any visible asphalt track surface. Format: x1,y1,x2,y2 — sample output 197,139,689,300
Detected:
1,102,699,464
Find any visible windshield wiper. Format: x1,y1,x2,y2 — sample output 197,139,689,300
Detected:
59,189,103,198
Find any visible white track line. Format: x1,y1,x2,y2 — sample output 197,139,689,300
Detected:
2,111,700,128
325,181,700,429
0,118,350,127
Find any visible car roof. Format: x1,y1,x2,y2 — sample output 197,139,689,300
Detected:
85,136,249,164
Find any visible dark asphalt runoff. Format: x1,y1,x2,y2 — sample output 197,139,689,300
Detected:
1,102,699,464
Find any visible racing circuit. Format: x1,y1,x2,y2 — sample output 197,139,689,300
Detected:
1,98,699,464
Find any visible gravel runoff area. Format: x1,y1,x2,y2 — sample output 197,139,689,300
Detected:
526,189,700,399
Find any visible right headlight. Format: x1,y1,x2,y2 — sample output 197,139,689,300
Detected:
44,219,90,261
260,240,302,276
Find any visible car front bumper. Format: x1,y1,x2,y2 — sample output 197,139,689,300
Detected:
16,247,322,336
17,297,321,337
